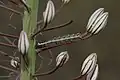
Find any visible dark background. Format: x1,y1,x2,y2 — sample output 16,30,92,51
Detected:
0,0,119,80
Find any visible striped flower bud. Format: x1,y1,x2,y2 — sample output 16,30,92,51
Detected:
18,30,29,55
10,57,19,68
43,0,55,24
86,8,109,34
62,0,70,4
81,53,97,75
56,51,69,67
86,64,99,80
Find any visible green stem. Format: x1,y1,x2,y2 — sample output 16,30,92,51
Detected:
20,0,39,80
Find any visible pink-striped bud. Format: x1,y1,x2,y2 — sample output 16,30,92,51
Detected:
18,30,29,55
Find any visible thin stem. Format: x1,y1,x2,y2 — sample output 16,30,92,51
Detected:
8,0,19,5
37,20,43,26
36,33,82,48
0,50,14,59
8,24,17,29
35,53,44,73
0,76,11,78
0,42,17,48
35,57,43,73
19,0,31,13
0,4,22,15
3,36,16,46
32,20,73,38
33,66,59,77
37,40,76,53
0,65,18,73
36,32,92,53
73,75,83,80
47,49,53,65
81,32,93,40
0,32,18,39
41,20,73,32
9,12,14,20
31,23,47,38
0,1,5,5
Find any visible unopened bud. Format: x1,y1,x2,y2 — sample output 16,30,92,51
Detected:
10,57,19,68
18,30,29,55
56,51,69,67
62,0,70,4
81,53,97,75
43,0,55,24
86,8,108,34
87,8,104,30
86,64,99,80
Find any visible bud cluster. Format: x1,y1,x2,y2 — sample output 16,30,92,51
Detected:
86,8,108,34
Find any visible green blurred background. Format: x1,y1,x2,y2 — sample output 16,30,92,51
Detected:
0,0,119,80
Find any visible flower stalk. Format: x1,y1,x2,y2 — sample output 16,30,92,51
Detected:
20,0,39,80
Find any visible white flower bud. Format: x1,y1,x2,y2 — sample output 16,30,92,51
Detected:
18,30,29,55
86,8,108,34
86,64,99,80
81,53,97,75
91,12,108,34
10,57,19,68
87,8,104,30
62,0,70,4
43,0,55,24
56,51,69,67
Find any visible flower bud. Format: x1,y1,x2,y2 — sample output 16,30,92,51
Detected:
81,53,97,75
86,8,108,34
43,0,55,24
87,8,104,30
18,30,29,55
56,51,69,67
10,57,19,68
86,64,99,80
62,0,70,4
